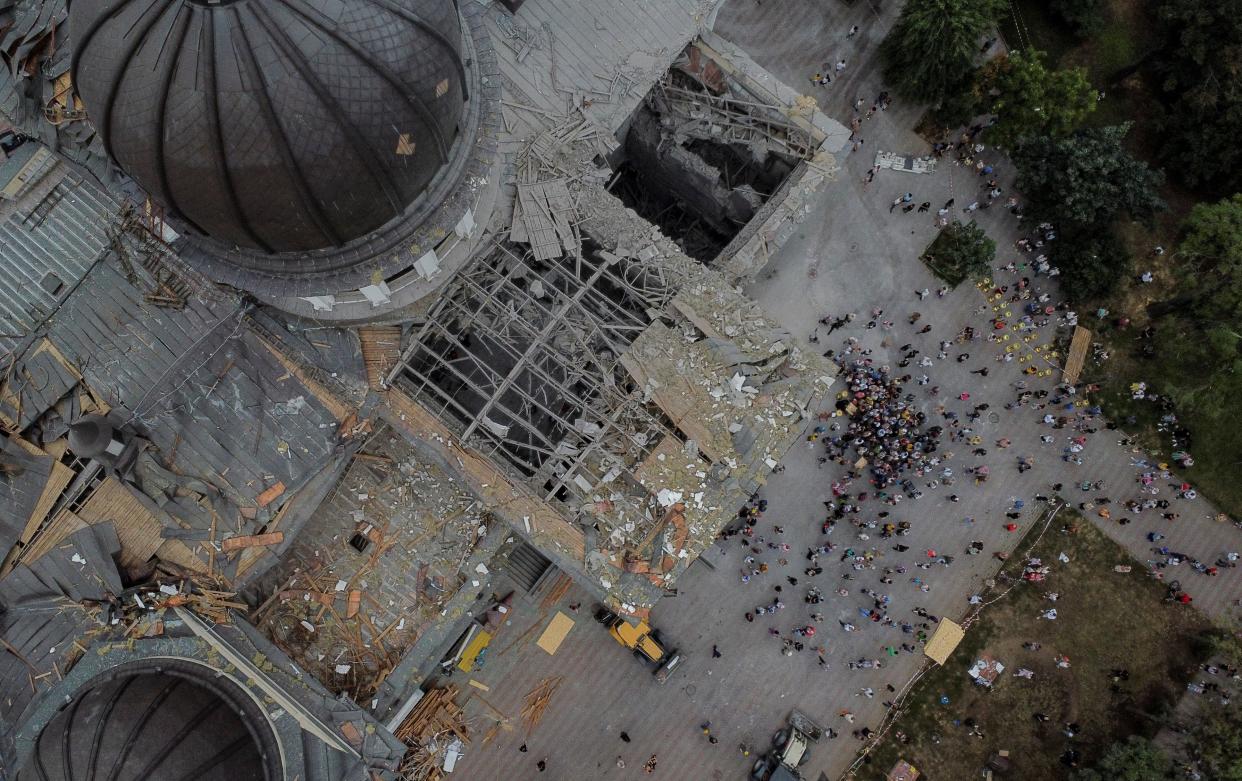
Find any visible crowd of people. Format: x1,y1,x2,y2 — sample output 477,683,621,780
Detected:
703,138,1239,765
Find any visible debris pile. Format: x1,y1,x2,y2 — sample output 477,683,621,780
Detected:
521,676,563,736
253,428,487,701
394,685,470,781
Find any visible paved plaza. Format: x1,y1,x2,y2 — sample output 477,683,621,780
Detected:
450,2,1242,780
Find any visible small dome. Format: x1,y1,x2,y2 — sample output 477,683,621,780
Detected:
71,0,467,253
18,664,281,780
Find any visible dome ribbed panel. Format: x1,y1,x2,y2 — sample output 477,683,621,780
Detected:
71,0,467,253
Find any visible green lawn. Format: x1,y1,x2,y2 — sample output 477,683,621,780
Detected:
854,513,1217,780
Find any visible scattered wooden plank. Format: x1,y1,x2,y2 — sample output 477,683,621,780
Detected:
358,326,403,390
220,531,284,553
521,676,562,736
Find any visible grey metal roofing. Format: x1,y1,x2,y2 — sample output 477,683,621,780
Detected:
0,347,80,432
0,434,52,553
0,523,121,763
37,252,343,511
70,0,468,254
0,160,120,356
0,141,38,181
0,521,123,607
0,0,116,184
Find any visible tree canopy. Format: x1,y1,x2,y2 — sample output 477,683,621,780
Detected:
921,220,996,286
1187,706,1242,781
1133,196,1242,509
1072,736,1172,781
1012,124,1165,229
1147,195,1242,407
1054,228,1130,301
1152,0,1242,196
1051,0,1108,38
978,50,1097,148
1175,194,1242,322
880,0,1006,105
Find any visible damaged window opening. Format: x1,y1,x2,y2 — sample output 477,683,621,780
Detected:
610,69,804,262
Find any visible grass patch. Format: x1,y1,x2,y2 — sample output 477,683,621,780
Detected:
999,0,1077,65
856,513,1215,780
1084,331,1242,522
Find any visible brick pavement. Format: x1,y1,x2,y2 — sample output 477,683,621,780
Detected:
450,2,1242,780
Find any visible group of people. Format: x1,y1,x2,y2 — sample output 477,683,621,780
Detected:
702,131,1235,768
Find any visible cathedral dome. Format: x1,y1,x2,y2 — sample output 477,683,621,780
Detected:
17,662,282,781
70,0,468,254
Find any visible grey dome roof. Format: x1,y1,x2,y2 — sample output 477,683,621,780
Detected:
70,0,467,253
17,662,282,781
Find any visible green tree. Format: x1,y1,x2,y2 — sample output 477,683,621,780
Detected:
1188,707,1242,781
1054,228,1130,301
1072,736,1172,781
1012,124,1165,229
1051,0,1108,38
1175,194,1242,322
1150,316,1242,432
1153,0,1242,195
1135,198,1242,500
931,67,986,128
978,50,1097,148
881,0,1006,105
921,220,995,286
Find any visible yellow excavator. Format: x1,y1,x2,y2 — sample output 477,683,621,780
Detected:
594,606,684,683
